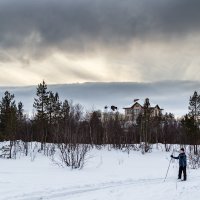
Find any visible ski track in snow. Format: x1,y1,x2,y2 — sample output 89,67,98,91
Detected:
2,146,200,200
173,180,200,200
2,177,196,200
1,178,164,200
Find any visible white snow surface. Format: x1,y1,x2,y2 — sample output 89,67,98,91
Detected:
1,144,200,200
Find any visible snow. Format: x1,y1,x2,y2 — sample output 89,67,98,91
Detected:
1,144,200,200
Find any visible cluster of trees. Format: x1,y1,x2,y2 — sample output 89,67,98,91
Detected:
181,91,200,154
0,81,200,156
126,91,200,154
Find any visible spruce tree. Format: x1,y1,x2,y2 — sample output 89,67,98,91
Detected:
141,98,151,153
0,91,17,158
59,100,70,142
33,81,49,149
46,91,61,142
17,102,24,122
188,91,200,154
16,101,26,141
189,91,200,122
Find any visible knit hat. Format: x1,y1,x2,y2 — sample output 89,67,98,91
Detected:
180,148,184,152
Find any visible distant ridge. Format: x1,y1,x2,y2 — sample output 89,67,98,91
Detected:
0,80,200,117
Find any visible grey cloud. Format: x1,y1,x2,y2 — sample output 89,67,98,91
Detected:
66,68,101,82
51,65,102,82
0,0,200,56
0,52,12,62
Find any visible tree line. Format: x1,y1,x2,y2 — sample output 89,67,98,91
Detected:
0,81,200,155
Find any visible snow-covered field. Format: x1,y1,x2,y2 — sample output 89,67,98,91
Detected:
1,144,200,200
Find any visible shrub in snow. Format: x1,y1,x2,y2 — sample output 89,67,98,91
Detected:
30,142,40,161
57,143,91,169
0,141,25,159
0,145,10,158
140,142,153,154
41,143,56,157
188,151,200,169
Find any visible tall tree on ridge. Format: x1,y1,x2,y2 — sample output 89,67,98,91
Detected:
189,91,200,123
33,80,49,150
0,91,18,158
188,91,200,154
46,91,61,143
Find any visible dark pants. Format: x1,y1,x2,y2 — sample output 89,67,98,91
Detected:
178,166,187,180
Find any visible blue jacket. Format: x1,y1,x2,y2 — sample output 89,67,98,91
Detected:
172,153,187,167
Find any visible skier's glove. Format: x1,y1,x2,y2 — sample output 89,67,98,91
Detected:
170,155,173,158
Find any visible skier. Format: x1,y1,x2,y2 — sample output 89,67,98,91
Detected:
171,148,187,181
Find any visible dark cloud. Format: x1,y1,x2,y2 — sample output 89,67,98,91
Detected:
0,0,200,56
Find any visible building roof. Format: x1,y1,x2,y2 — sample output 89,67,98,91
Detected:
123,101,143,109
123,100,163,110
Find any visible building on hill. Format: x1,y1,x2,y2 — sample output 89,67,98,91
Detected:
123,99,163,124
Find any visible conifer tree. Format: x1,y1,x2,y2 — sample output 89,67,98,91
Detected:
33,81,49,149
17,102,24,122
0,91,17,157
46,91,61,142
188,91,200,154
141,98,152,153
189,91,200,123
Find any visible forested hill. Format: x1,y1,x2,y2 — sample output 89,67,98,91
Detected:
0,80,199,116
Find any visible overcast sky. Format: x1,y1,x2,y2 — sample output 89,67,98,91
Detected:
0,0,200,85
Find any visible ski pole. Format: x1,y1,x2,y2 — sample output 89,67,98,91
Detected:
164,148,175,182
164,157,172,182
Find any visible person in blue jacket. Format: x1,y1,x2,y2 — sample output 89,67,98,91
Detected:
171,148,187,181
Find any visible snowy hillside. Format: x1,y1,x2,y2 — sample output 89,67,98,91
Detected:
1,144,200,200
